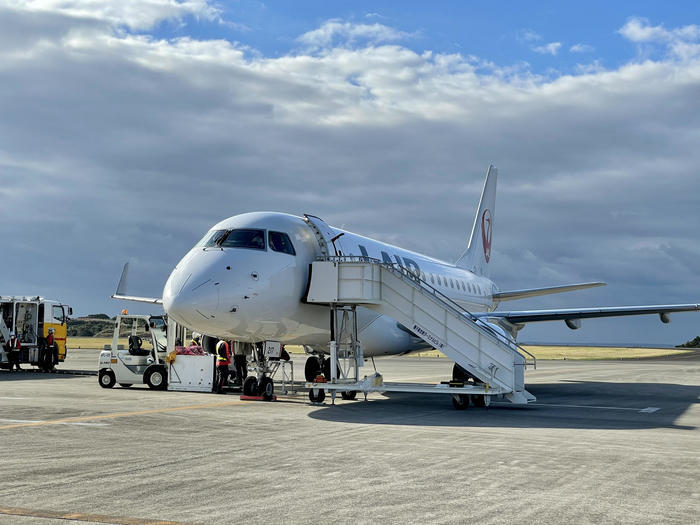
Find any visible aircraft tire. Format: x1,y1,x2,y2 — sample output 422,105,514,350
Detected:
341,390,357,400
452,394,468,410
243,375,258,396
304,356,322,382
308,387,325,403
99,370,115,389
259,376,274,401
145,366,167,390
321,358,341,381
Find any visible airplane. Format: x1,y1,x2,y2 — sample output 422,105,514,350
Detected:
113,165,700,393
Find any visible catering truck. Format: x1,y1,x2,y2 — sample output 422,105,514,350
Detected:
0,296,73,371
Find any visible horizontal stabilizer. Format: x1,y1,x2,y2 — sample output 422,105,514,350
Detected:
493,282,606,303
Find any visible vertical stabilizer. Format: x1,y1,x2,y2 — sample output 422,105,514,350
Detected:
455,165,497,277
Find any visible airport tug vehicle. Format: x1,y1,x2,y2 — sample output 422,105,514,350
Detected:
0,295,72,371
98,314,171,389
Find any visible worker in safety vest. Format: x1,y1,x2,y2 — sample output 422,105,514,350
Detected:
189,332,201,347
214,340,231,393
5,331,21,372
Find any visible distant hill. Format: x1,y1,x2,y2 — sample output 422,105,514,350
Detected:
677,336,700,348
67,315,115,337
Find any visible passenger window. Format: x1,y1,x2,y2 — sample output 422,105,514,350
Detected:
268,231,296,255
430,274,435,284
221,229,266,250
450,279,454,288
52,305,65,324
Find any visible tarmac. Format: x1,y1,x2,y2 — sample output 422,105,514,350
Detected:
0,349,698,524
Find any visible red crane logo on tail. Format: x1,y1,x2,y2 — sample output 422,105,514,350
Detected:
481,209,492,263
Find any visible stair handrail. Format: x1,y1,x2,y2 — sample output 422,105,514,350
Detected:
316,255,536,368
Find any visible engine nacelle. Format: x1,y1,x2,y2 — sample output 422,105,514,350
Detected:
565,318,581,330
475,319,514,345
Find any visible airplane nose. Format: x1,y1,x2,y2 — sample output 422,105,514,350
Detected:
163,252,222,326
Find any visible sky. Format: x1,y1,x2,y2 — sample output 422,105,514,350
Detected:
1,0,699,345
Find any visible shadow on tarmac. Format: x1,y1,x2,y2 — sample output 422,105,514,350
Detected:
0,370,86,381
307,380,699,430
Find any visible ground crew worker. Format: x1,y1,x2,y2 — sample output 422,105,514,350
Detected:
232,341,248,386
190,332,201,347
214,340,231,393
6,331,21,372
45,327,58,371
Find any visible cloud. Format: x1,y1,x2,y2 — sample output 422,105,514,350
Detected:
619,17,700,59
1,4,699,344
570,43,594,53
619,17,700,43
532,41,562,55
8,0,221,30
518,29,542,42
296,18,411,51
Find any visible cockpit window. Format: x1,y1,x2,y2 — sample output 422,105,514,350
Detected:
220,229,266,250
269,231,296,255
197,229,228,247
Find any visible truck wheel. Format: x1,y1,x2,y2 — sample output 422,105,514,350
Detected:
242,375,258,396
99,370,116,389
259,376,274,401
341,390,357,400
308,388,325,403
472,395,487,407
452,394,468,410
145,366,167,390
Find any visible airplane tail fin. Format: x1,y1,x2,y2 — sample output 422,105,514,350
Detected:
455,165,497,278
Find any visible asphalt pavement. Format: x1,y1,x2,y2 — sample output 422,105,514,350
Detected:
0,350,698,524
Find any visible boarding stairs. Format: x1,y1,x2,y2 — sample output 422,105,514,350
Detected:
305,256,536,404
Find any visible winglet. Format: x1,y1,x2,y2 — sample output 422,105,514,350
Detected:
111,262,163,304
115,262,129,296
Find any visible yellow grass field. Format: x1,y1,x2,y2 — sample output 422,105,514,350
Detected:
67,337,693,360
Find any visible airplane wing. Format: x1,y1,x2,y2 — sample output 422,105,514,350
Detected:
493,282,605,302
482,304,700,327
111,263,163,305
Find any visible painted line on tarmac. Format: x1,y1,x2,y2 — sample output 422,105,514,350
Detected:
0,400,247,430
532,403,661,413
0,505,189,524
0,418,108,426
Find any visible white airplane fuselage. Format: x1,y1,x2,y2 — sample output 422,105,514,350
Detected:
163,212,496,356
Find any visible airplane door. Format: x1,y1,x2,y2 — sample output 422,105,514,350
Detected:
303,214,346,256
